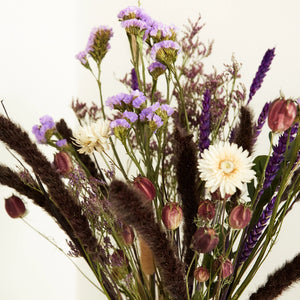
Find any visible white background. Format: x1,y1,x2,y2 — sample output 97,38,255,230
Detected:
0,0,300,299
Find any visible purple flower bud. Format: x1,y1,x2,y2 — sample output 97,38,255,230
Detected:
150,40,180,66
161,202,183,230
5,195,26,218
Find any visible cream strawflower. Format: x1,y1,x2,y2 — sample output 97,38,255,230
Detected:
73,120,111,154
198,142,255,198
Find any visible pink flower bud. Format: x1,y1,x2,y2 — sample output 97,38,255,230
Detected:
197,200,216,221
229,204,252,229
54,152,73,175
211,189,231,201
161,202,183,230
268,98,298,132
5,195,26,218
121,224,135,245
133,175,156,201
194,266,210,282
191,227,219,253
214,257,233,279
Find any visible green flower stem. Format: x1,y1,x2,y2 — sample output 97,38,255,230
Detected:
170,65,190,132
186,253,197,300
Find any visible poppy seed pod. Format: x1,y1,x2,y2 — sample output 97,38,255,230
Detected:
214,257,233,279
268,98,298,132
194,266,210,282
54,151,73,175
229,204,252,229
191,227,219,253
197,200,216,221
133,175,156,201
161,202,183,230
5,195,26,218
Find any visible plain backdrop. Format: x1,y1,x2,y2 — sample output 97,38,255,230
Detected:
0,0,299,299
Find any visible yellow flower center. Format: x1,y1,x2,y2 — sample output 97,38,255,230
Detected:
220,160,234,174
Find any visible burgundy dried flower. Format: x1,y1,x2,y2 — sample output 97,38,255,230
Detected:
214,257,233,279
133,175,156,201
194,266,210,282
268,98,298,132
229,204,252,229
161,202,183,230
197,199,216,221
54,152,73,175
191,227,219,253
121,224,135,245
5,195,26,218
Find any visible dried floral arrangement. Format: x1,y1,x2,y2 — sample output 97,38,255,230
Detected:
1,5,300,300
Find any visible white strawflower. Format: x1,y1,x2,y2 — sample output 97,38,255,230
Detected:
198,142,255,198
73,120,111,154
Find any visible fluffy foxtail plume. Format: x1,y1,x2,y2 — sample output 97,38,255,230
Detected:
174,126,199,293
233,106,255,154
109,179,187,300
250,253,300,300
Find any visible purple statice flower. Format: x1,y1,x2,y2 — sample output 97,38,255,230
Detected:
160,104,174,116
56,139,67,148
239,195,277,263
117,6,151,23
146,21,178,41
130,68,139,90
110,118,131,129
123,111,138,123
148,61,166,73
150,40,181,65
253,102,270,143
131,90,146,108
139,102,160,121
106,93,132,109
148,61,167,79
32,115,56,144
198,89,211,155
75,51,88,66
85,26,113,63
247,48,275,104
121,19,148,35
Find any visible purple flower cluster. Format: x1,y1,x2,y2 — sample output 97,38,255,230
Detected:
247,48,275,104
76,26,113,65
130,68,139,90
150,40,181,65
32,115,56,144
148,61,167,79
118,6,177,42
106,90,146,110
198,89,211,155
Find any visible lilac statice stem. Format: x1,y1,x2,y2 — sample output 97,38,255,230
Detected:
198,89,211,156
253,102,270,144
247,48,275,104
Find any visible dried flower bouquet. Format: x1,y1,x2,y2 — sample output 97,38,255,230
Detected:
1,5,300,300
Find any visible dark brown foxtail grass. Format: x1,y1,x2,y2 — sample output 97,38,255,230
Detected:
250,253,300,300
174,126,199,293
109,179,187,300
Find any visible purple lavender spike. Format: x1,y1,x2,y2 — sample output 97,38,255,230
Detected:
130,68,139,90
199,89,211,156
247,48,275,104
240,195,276,263
253,102,270,143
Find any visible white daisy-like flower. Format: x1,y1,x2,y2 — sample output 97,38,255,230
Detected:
198,142,256,198
73,120,111,154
